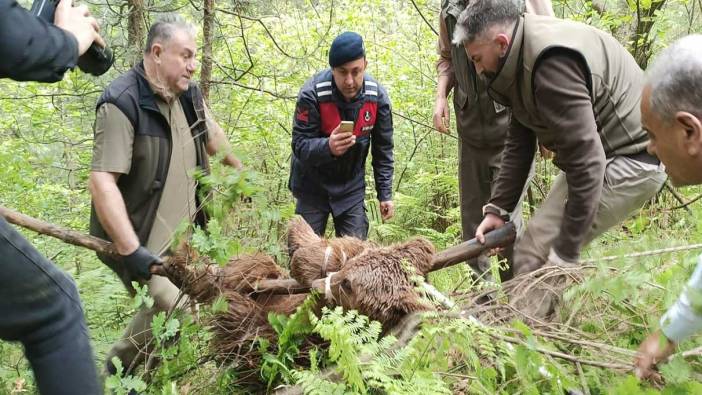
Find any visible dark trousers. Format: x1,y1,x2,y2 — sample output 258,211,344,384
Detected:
458,142,523,281
0,218,100,395
295,198,369,240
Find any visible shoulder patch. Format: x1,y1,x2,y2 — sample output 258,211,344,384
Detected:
296,105,309,124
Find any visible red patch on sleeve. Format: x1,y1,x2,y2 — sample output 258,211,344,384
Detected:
296,106,309,123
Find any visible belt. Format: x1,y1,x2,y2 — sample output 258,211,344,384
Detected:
624,150,659,166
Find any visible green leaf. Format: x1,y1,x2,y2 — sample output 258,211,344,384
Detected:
660,355,692,385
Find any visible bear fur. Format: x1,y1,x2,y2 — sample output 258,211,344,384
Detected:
321,237,437,328
287,216,370,286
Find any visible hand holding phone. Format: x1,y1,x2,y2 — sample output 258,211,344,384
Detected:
339,120,354,133
329,121,356,156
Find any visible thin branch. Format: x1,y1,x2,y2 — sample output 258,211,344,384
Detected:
392,111,457,140
209,79,295,100
669,191,702,211
0,90,102,100
409,0,438,36
215,2,334,60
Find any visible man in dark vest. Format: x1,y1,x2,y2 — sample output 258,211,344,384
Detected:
456,0,666,274
88,14,241,374
289,32,394,239
634,34,702,381
434,0,552,280
0,0,104,393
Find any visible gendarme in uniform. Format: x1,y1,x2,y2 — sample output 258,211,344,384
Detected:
289,33,394,239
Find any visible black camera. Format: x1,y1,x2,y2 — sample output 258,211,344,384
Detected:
31,0,114,76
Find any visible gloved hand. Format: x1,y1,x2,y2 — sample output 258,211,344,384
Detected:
122,246,162,281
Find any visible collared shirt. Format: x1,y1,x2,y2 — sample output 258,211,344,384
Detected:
92,96,208,255
661,255,702,343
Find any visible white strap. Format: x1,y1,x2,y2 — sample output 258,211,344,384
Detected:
322,246,332,276
324,272,337,303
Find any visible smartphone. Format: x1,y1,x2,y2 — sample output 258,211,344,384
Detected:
339,121,355,133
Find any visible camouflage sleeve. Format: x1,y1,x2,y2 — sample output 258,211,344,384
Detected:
436,11,453,78
661,255,702,343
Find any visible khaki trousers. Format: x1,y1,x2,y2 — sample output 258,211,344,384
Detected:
459,141,528,279
513,155,666,275
106,275,186,372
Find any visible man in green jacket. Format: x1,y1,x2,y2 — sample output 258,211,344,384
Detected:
456,0,666,274
433,0,553,279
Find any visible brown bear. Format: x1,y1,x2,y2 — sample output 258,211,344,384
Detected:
310,237,437,329
287,216,371,286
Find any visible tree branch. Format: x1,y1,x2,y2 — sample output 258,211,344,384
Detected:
409,0,438,36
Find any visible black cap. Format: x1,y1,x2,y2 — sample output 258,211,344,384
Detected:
329,32,365,68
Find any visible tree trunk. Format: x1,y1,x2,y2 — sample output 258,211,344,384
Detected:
200,0,215,101
127,0,146,65
629,0,667,69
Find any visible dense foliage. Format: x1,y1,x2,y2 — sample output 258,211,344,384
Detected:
2,0,702,393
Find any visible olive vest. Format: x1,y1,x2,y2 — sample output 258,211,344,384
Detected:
89,63,210,253
442,0,509,147
488,14,649,156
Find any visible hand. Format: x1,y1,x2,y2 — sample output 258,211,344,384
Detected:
54,0,106,56
122,246,163,281
634,330,676,382
380,200,395,221
539,144,554,160
328,124,356,156
475,213,505,244
432,96,450,133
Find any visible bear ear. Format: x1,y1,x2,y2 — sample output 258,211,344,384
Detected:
405,238,435,276
287,216,321,255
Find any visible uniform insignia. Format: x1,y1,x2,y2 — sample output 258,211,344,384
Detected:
364,110,371,122
296,105,309,123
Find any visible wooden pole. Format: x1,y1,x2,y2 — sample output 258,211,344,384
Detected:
0,206,116,256
429,222,516,271
0,206,517,295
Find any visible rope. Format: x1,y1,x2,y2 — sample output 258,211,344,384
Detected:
324,272,337,303
322,246,332,276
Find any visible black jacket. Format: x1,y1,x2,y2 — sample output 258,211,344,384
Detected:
0,0,79,82
289,69,394,215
